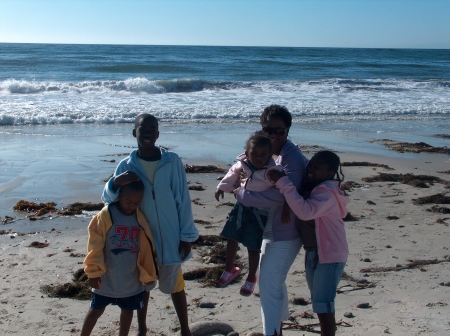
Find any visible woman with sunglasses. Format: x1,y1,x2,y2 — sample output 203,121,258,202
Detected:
236,104,308,336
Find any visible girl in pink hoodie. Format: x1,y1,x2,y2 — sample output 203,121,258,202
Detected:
268,150,349,336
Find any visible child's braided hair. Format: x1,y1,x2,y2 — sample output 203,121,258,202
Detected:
313,150,345,188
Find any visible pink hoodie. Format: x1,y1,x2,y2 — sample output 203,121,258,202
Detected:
275,178,349,263
217,153,282,193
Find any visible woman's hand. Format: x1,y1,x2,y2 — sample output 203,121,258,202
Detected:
267,169,285,183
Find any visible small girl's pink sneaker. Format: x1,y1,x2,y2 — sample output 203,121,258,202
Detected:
239,277,257,296
218,266,241,287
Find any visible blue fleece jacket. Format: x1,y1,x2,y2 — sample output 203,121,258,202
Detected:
102,147,199,265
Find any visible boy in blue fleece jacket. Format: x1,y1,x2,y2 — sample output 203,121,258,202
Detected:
102,114,199,336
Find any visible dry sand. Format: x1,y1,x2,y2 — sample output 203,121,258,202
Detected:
1,150,450,335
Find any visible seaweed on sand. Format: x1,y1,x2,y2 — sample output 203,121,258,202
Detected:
59,202,104,215
412,193,450,205
41,268,90,300
427,205,450,214
184,164,226,174
193,235,227,246
360,257,450,273
188,235,244,286
341,181,362,191
13,200,104,217
194,219,212,225
342,161,393,170
188,184,206,191
29,241,49,248
1,215,15,224
13,200,58,216
371,139,450,154
362,172,449,188
184,264,243,287
197,241,231,265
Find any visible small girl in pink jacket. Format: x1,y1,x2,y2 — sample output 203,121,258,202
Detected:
215,132,282,296
268,150,349,336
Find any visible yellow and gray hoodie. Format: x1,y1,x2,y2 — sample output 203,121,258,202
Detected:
84,204,158,285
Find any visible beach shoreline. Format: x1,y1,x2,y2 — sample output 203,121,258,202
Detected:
1,129,450,335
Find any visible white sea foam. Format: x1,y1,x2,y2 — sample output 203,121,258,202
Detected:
0,77,449,126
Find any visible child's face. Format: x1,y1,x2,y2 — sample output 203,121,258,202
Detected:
118,188,144,216
133,117,159,150
246,143,272,169
306,157,334,185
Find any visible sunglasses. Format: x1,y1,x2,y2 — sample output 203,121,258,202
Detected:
262,127,287,136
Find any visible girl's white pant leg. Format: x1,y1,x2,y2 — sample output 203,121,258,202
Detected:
259,238,301,335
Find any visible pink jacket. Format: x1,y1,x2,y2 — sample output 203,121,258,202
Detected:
276,178,349,263
217,153,282,193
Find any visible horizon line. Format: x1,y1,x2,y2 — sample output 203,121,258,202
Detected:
1,41,449,51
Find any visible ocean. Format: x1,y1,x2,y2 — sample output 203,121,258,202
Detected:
0,43,449,158
0,43,450,221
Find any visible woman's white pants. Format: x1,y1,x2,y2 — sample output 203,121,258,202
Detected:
259,238,302,335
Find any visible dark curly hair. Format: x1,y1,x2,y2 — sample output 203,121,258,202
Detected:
259,105,292,128
312,150,345,187
244,131,272,152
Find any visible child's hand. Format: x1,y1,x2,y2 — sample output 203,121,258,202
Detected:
238,170,247,184
281,201,291,224
267,169,285,183
178,241,192,261
144,281,155,286
89,277,101,289
215,189,224,202
113,170,140,191
232,187,240,198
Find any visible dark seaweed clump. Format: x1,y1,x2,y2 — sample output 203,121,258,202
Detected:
373,139,450,154
188,185,206,191
412,193,450,205
341,181,362,191
41,268,90,300
29,241,49,248
13,200,104,217
184,164,226,173
192,235,227,246
13,200,58,216
186,235,243,287
342,161,392,170
362,173,448,188
59,202,104,215
427,205,450,214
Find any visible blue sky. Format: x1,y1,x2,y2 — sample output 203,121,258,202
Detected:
1,0,449,49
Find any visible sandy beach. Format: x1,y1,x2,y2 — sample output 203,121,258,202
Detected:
1,127,450,335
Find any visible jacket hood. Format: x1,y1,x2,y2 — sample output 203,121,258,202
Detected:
317,180,349,218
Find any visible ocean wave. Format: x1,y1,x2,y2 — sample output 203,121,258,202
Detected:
1,107,448,126
0,77,221,95
1,77,449,96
